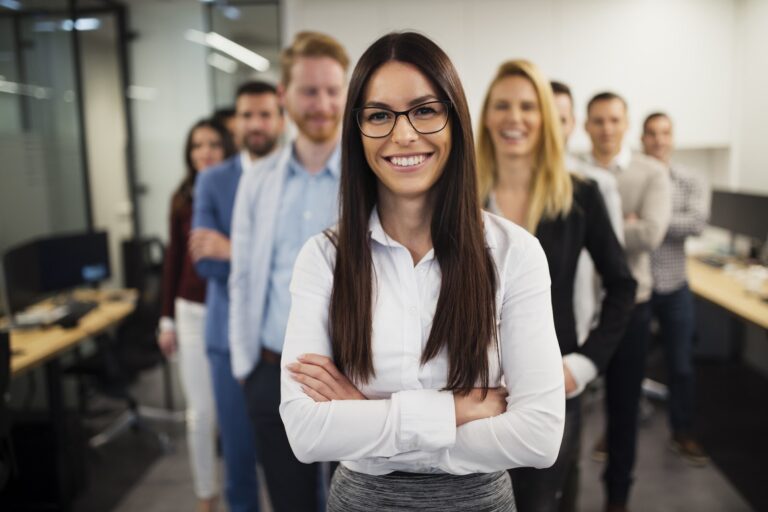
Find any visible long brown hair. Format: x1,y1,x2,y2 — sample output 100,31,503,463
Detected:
476,60,572,231
172,118,235,213
329,32,498,394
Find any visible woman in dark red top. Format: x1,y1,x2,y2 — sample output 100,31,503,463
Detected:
158,118,235,512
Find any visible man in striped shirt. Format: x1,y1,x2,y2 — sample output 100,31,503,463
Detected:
643,112,710,466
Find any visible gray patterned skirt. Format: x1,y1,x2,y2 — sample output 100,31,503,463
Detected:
327,465,516,512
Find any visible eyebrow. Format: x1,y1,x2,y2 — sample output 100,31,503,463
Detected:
363,94,439,109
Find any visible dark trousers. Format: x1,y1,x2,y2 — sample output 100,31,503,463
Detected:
602,302,652,506
510,396,582,512
207,350,261,512
651,283,696,434
244,360,319,512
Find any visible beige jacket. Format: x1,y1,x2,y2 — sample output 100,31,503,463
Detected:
589,149,671,303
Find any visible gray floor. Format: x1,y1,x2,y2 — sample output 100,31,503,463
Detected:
577,393,753,512
101,394,754,512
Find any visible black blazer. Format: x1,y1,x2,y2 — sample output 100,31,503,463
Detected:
535,176,637,372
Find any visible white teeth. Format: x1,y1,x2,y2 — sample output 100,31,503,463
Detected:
390,154,427,167
501,130,524,140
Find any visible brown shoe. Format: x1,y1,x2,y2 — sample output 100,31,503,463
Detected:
670,433,709,466
591,434,607,462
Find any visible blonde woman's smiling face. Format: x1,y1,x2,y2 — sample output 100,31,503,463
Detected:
484,75,543,160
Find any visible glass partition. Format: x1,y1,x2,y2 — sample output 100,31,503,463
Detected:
208,1,281,109
0,7,89,260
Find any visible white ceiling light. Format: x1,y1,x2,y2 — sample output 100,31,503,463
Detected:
0,0,21,11
185,29,269,72
34,18,101,32
127,85,158,102
0,79,52,99
63,18,102,31
222,6,241,20
207,53,238,74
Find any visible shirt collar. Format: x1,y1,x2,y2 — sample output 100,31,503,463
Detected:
240,148,279,174
368,207,498,252
368,208,398,248
587,145,632,172
287,141,342,178
483,212,498,249
240,150,254,174
614,146,632,170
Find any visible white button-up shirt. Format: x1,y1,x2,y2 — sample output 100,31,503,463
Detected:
279,209,565,475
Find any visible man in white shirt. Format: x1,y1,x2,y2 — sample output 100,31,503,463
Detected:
585,92,671,512
551,80,580,172
551,81,625,350
235,82,285,173
229,32,348,512
550,80,628,512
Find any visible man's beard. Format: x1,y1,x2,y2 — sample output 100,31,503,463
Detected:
295,113,340,144
244,131,279,157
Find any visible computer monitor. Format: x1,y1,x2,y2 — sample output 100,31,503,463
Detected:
2,231,110,315
709,189,768,242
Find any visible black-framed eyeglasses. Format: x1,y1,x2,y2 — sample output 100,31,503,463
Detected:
353,100,452,138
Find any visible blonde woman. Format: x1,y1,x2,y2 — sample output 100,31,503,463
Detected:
477,60,636,511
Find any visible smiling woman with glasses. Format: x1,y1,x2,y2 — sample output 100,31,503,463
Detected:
278,32,565,511
354,99,452,138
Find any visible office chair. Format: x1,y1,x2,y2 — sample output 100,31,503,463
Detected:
64,237,177,452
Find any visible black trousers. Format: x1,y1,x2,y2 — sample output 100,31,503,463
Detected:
602,302,652,506
510,396,582,512
244,360,319,512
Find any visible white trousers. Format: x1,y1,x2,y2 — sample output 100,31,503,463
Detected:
175,298,218,499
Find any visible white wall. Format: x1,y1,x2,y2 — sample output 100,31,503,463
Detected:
129,0,211,241
282,0,736,154
731,0,768,194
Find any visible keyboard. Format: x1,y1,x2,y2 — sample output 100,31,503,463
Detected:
13,300,98,329
696,255,727,268
57,300,98,327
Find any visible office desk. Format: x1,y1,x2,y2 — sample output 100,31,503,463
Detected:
4,289,136,511
687,258,768,330
11,289,137,376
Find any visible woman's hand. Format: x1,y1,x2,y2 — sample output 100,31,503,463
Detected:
157,330,177,358
454,388,508,426
563,361,577,395
287,354,367,402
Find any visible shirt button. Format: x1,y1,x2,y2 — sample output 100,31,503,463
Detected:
303,210,313,220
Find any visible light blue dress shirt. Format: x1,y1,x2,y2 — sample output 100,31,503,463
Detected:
259,151,340,355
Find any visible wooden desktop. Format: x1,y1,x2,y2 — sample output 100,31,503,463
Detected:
9,289,137,376
687,257,768,331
